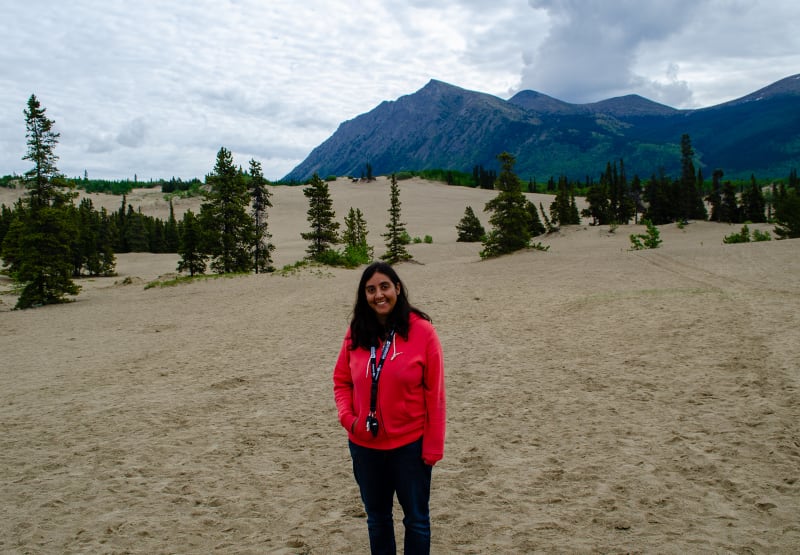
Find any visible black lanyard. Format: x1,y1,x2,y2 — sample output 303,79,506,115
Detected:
369,329,395,414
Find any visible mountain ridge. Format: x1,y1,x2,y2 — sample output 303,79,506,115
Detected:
284,75,800,182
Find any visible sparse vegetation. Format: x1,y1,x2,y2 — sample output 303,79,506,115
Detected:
629,220,662,250
723,224,772,244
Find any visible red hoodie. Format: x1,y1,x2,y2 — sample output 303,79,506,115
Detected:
333,313,446,465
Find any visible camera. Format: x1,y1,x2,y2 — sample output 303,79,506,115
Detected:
365,414,379,437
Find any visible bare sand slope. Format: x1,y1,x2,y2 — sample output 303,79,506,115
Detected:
1,178,799,553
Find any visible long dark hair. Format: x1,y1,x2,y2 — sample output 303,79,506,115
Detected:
349,262,431,350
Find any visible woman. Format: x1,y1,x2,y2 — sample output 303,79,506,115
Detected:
333,262,446,554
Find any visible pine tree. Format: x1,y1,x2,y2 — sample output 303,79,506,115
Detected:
164,199,180,252
177,210,207,276
583,181,610,225
481,152,531,258
706,169,724,222
679,134,707,220
773,170,800,238
95,207,116,275
549,175,580,226
343,207,373,264
1,95,80,308
773,190,800,239
301,173,340,260
200,147,254,273
124,205,150,252
643,170,673,225
720,181,740,223
630,174,644,223
741,174,766,223
609,159,635,224
248,159,275,273
381,174,412,263
525,200,546,237
8,207,80,308
22,94,73,209
456,206,485,242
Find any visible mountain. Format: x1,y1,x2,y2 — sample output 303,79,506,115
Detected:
284,75,800,182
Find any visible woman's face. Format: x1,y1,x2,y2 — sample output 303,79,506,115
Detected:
364,271,400,324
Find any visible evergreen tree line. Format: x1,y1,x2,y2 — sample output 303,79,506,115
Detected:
561,134,797,232
473,165,498,189
1,192,184,258
463,143,800,260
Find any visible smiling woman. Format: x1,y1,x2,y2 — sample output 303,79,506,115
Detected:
333,261,446,554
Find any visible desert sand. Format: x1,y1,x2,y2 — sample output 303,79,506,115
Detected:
1,177,799,553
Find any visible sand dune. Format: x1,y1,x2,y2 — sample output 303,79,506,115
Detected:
1,178,799,553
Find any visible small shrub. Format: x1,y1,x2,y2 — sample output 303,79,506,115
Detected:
724,224,772,244
630,219,662,250
313,246,372,269
424,235,433,244
413,236,422,244
399,231,412,245
723,225,751,244
752,229,771,242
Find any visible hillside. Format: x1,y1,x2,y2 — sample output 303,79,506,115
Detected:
285,75,800,182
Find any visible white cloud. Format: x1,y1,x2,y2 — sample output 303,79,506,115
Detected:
0,0,797,181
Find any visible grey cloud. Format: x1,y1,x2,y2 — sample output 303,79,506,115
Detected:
117,118,149,148
87,137,115,154
521,0,703,103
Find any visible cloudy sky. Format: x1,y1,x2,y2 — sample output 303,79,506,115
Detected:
2,0,798,181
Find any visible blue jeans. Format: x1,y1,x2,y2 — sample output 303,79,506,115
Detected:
349,438,432,555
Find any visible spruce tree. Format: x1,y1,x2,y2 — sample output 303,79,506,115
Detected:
301,173,340,260
773,171,800,238
741,174,766,223
248,159,275,273
124,205,150,252
1,95,80,308
525,200,546,237
706,169,724,222
381,174,412,263
720,181,740,223
679,134,707,220
549,175,580,226
456,206,485,242
643,170,673,225
200,147,254,273
164,200,180,252
609,159,635,224
22,94,73,209
343,207,372,264
583,181,610,225
481,152,531,258
177,210,207,276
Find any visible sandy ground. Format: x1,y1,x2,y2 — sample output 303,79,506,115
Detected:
1,178,799,553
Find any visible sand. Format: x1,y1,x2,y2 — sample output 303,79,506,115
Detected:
1,178,799,553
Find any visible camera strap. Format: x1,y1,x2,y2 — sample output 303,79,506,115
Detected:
369,329,396,415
